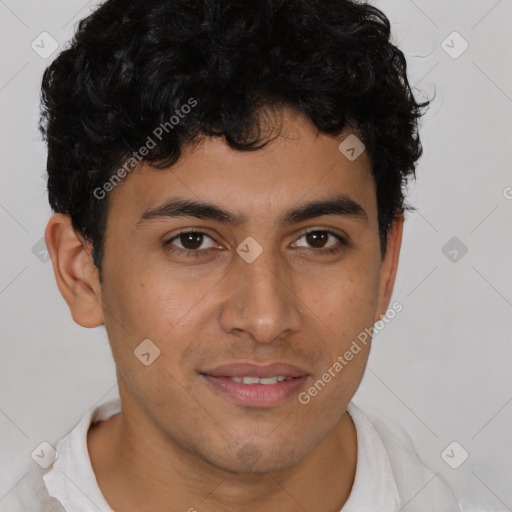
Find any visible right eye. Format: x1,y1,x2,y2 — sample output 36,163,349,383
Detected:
163,230,221,258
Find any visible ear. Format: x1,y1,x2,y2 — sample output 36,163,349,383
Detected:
374,212,404,322
44,214,104,328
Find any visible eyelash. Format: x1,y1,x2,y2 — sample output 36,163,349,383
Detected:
163,228,348,258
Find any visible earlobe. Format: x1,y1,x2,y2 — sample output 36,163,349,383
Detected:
44,214,104,328
374,213,404,323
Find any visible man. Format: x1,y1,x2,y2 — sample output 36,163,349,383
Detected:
4,0,462,510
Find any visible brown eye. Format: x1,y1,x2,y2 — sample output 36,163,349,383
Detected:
294,230,346,252
178,232,205,250
305,231,329,249
164,231,217,257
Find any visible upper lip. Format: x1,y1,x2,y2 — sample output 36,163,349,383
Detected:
200,362,309,378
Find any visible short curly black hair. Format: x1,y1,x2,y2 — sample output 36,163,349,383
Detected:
39,0,430,280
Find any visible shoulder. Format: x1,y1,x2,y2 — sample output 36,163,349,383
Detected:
348,401,463,512
0,463,65,512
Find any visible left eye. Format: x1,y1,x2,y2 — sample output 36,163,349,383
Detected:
293,230,345,251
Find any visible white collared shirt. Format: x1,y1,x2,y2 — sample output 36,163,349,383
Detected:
1,398,462,511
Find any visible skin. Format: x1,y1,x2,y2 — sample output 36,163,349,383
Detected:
45,107,403,512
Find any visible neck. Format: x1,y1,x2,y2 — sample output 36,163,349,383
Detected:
87,399,357,512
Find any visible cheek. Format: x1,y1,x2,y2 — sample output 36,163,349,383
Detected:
100,263,215,375
103,259,195,328
300,257,380,332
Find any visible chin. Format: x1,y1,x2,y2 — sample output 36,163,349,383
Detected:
203,442,305,475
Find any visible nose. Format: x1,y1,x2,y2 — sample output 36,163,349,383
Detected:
218,245,303,345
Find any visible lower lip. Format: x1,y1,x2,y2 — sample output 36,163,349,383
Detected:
201,375,308,407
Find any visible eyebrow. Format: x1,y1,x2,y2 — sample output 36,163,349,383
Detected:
135,193,368,228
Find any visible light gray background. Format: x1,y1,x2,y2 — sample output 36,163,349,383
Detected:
1,0,511,509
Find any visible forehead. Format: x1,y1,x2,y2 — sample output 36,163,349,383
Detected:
106,109,377,231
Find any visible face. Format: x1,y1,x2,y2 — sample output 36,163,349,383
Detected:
91,108,397,473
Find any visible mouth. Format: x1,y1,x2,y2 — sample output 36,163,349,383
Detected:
228,375,293,384
199,362,309,408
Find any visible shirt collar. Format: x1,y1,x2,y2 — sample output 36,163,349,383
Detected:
342,401,401,511
43,398,121,512
42,398,400,512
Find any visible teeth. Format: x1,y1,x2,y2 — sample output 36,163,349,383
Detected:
259,377,279,385
230,376,290,384
241,377,260,384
